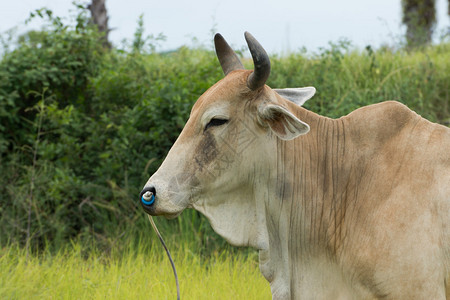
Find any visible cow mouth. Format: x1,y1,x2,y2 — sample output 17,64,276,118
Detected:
140,203,181,219
140,201,157,215
139,194,184,219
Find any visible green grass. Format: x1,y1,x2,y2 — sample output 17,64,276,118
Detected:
0,242,271,299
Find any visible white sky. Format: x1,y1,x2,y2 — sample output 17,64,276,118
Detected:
1,0,449,53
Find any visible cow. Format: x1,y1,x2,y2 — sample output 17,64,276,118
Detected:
140,32,450,299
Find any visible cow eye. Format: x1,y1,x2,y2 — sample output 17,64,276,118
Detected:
204,118,228,131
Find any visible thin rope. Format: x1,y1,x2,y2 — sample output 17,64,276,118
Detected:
147,214,180,300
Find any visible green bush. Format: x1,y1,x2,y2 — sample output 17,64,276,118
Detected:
0,6,448,254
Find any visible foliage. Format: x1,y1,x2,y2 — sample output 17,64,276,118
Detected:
0,7,104,154
130,14,166,53
0,7,449,255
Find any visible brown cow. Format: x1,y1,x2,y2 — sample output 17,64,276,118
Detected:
140,32,450,299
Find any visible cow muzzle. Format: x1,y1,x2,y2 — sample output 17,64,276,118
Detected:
139,184,186,219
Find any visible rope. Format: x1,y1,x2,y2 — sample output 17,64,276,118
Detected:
147,214,180,300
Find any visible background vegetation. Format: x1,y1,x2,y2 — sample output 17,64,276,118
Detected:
1,5,449,252
0,5,449,298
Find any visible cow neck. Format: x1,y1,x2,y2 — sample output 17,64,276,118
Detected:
274,103,352,257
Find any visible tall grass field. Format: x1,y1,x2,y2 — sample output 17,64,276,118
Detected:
1,242,270,299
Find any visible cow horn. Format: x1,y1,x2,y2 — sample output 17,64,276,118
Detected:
214,33,244,76
245,31,271,90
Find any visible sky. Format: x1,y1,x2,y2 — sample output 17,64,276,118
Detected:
1,0,449,54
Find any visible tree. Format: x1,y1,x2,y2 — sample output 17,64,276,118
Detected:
88,0,110,48
401,0,436,48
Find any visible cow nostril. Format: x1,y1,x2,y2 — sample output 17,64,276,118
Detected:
140,186,156,206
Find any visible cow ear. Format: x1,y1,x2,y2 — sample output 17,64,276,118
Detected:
274,87,316,106
258,104,310,140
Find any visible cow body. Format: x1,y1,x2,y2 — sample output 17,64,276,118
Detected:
141,33,450,299
254,99,450,299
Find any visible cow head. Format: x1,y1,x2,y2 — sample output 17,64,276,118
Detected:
140,32,314,249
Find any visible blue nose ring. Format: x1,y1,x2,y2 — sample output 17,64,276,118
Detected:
141,191,155,206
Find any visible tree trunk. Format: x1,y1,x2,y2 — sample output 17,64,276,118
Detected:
402,0,436,48
88,0,110,48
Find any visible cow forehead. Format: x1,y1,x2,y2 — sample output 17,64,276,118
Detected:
191,70,253,115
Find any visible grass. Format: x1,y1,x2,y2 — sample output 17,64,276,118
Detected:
0,241,271,299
